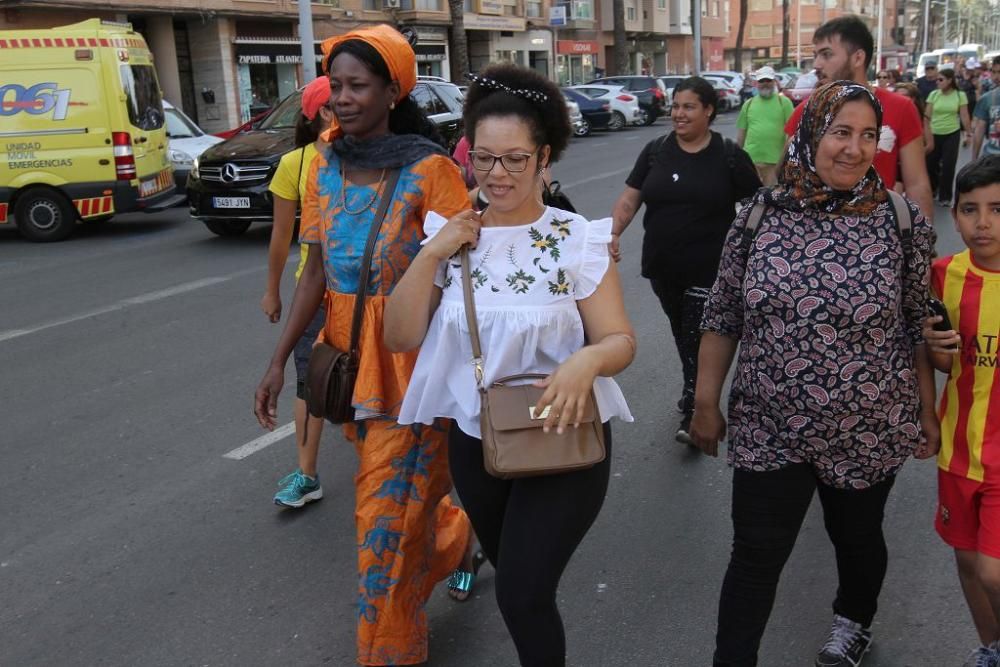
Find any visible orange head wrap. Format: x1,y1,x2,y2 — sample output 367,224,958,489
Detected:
320,25,416,140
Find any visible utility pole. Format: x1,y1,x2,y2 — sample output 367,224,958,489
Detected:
796,0,801,68
693,0,702,73
922,0,930,53
875,0,884,73
299,0,317,82
944,0,949,47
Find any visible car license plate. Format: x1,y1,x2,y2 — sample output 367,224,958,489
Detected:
213,197,251,209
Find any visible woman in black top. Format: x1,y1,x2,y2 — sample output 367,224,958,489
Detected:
611,76,761,444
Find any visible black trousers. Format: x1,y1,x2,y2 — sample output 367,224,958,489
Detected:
448,424,612,667
926,129,962,202
649,279,710,415
713,464,896,667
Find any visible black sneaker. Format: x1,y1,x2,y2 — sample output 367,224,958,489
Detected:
815,614,872,667
676,414,694,446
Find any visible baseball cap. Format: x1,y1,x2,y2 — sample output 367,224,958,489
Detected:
754,65,777,81
301,76,331,121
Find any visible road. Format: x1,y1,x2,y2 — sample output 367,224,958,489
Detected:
0,111,974,667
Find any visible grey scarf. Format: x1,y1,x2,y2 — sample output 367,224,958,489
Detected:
331,133,447,169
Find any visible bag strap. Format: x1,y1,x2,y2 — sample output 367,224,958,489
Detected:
739,201,767,251
886,189,913,269
348,168,402,356
460,245,486,391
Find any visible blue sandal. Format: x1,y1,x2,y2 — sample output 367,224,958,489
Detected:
448,549,486,601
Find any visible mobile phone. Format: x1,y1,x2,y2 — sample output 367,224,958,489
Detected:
927,298,959,349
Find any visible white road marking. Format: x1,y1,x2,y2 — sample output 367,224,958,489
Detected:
0,267,263,344
224,422,296,460
562,167,632,191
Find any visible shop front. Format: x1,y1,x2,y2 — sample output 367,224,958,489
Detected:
557,40,599,85
464,12,536,74
233,38,323,122
410,25,451,79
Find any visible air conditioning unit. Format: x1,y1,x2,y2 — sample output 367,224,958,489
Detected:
384,0,401,8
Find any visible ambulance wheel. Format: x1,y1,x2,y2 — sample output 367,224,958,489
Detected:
15,188,77,242
204,220,252,237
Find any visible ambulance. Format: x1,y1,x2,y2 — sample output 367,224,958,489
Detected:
0,19,183,241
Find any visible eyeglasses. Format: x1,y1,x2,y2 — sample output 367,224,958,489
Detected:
469,150,536,173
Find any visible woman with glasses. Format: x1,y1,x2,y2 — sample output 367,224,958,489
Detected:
387,63,636,666
925,67,973,205
611,76,761,445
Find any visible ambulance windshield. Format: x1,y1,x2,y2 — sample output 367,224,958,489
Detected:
120,64,164,131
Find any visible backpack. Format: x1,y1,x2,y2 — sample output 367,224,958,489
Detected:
739,190,914,267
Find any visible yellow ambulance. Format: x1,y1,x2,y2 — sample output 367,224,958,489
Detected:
0,19,183,241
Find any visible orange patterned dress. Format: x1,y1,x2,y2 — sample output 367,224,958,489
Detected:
300,147,472,665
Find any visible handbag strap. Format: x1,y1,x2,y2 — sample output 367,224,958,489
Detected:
460,245,486,391
348,168,401,355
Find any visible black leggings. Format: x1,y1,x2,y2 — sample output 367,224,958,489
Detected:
649,279,710,415
926,129,962,202
713,464,896,667
448,424,613,667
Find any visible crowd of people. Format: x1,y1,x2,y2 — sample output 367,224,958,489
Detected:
247,14,999,667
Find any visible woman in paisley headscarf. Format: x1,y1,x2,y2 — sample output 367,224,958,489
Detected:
691,81,939,667
253,25,473,666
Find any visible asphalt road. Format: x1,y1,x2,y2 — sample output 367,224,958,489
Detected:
0,112,974,667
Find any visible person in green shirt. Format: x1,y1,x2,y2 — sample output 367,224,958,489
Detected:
925,67,972,205
736,66,794,186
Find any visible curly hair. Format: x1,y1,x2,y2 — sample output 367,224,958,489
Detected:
326,39,445,147
462,63,571,163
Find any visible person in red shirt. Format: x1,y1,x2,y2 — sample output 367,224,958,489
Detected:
785,16,934,221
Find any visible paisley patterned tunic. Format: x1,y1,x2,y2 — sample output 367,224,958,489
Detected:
701,196,933,489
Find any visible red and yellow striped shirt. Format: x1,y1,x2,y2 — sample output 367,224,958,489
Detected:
932,251,1000,482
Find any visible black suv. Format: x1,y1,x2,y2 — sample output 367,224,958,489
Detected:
585,75,667,126
187,78,465,236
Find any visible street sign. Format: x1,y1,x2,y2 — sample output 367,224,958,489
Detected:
550,6,566,26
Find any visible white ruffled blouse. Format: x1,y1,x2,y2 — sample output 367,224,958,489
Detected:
398,206,634,439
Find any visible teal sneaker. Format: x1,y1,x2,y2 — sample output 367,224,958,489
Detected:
273,469,323,508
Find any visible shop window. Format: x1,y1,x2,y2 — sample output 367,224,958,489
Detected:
527,0,542,16
749,24,771,39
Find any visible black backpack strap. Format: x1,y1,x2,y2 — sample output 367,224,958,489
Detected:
646,134,668,171
739,201,767,252
886,190,913,268
722,137,738,171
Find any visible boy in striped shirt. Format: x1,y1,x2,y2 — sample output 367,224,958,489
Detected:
925,155,1000,665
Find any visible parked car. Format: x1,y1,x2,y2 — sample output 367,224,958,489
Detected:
783,70,817,107
656,75,686,107
561,88,612,137
702,70,745,92
164,101,223,191
703,75,740,111
188,79,466,236
774,71,795,89
565,98,586,137
585,75,666,125
569,84,642,130
215,109,271,140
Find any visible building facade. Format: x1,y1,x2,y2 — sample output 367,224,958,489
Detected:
723,0,908,74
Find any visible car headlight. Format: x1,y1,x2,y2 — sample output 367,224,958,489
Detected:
168,148,194,167
190,156,200,180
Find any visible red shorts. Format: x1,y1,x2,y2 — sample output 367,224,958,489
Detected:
936,469,1000,559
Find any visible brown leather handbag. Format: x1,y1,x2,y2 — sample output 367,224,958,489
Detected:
460,246,606,479
305,169,400,424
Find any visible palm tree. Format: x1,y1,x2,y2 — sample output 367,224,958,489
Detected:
734,0,749,72
613,0,629,74
447,0,469,82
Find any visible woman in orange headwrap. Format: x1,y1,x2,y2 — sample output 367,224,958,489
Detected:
253,25,475,666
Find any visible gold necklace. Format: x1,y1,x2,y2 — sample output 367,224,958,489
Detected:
339,164,387,215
